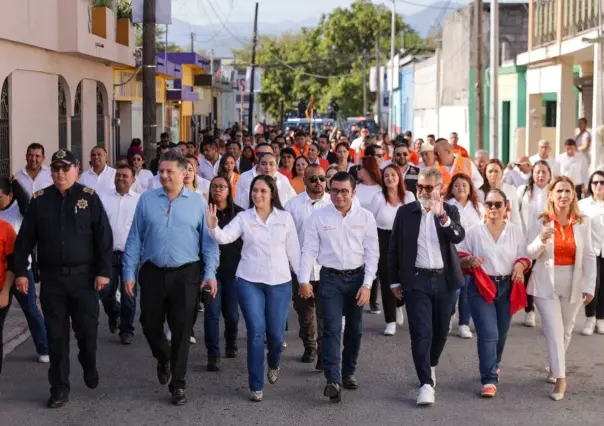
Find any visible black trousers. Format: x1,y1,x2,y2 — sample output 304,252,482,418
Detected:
291,273,322,352
39,273,99,395
586,256,604,319
404,274,456,387
524,260,536,313
139,262,200,391
378,229,403,324
0,292,14,377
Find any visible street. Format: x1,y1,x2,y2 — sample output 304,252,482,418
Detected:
1,306,604,426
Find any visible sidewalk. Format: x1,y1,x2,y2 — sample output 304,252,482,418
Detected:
2,304,31,357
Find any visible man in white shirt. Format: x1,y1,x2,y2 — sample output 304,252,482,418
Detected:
99,164,140,345
473,149,488,177
285,165,332,369
389,168,465,406
503,155,532,187
78,146,116,196
299,172,379,403
558,138,590,199
199,140,221,180
530,139,561,177
350,128,370,156
15,143,54,198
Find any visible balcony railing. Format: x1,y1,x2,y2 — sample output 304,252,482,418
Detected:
531,0,604,49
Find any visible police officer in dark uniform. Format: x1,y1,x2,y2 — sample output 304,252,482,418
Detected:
13,149,113,409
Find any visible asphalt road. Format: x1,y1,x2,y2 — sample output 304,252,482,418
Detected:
1,305,604,426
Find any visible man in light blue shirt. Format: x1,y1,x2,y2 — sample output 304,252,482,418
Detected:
123,149,218,406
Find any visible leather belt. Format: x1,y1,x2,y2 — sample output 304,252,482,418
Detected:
415,267,444,276
322,266,364,277
489,275,511,282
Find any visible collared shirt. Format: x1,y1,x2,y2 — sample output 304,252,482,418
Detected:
15,166,53,198
100,189,140,251
558,153,590,186
415,208,445,269
234,167,297,209
285,191,332,281
199,155,221,180
355,184,382,211
78,164,117,196
299,203,379,287
208,208,300,285
518,184,548,244
503,167,530,187
369,191,416,230
529,154,561,177
446,198,485,237
132,169,154,194
458,222,527,276
579,196,604,256
122,188,219,282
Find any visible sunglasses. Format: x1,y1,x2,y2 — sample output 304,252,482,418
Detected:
309,175,327,183
416,184,437,194
51,164,72,173
591,180,604,186
485,201,504,209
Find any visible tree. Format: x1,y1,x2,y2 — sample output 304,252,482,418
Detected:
135,25,184,52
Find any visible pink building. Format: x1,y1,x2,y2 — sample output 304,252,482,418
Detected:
0,0,136,175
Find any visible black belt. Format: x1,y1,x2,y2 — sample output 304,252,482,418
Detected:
113,250,123,255
145,261,198,272
415,267,444,276
322,266,364,277
489,275,511,282
45,264,93,276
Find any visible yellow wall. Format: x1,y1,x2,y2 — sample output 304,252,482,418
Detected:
498,74,518,100
113,68,167,103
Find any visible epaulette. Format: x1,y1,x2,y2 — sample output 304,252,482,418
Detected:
33,189,44,199
83,187,95,195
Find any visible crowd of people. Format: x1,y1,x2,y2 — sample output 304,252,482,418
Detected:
0,121,602,409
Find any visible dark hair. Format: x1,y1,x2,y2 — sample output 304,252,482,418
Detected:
203,139,218,149
564,138,576,147
159,150,187,170
91,145,107,154
130,138,142,147
279,147,297,169
404,131,412,138
292,156,310,179
160,132,169,140
130,152,147,169
360,156,382,186
319,134,329,140
435,138,447,144
249,175,284,210
27,143,45,156
522,160,552,200
587,170,604,197
480,159,505,197
218,153,239,175
330,171,356,190
485,188,508,206
255,142,271,151
116,164,135,177
227,140,241,149
294,131,306,139
365,144,383,157
381,165,407,206
335,142,352,163
209,175,236,216
0,178,30,216
427,134,435,140
242,146,256,164
445,173,480,215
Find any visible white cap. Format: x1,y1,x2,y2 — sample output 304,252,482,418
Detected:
420,142,434,153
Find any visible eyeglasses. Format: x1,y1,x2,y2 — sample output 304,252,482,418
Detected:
309,175,327,183
329,188,351,196
592,180,604,186
374,153,384,158
395,152,409,157
133,157,143,162
485,201,504,209
51,164,72,173
416,184,437,194
211,184,229,191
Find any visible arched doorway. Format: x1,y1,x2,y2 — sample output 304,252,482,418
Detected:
71,82,83,165
0,78,9,178
58,80,68,150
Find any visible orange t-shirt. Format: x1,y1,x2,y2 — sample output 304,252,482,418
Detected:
290,177,306,194
293,145,309,158
452,145,470,158
409,150,420,166
230,173,240,200
553,219,576,266
0,219,17,291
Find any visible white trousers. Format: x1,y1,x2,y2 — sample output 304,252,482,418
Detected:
533,266,583,379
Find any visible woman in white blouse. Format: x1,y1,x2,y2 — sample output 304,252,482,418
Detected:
578,171,604,335
478,159,521,227
130,153,154,194
355,156,382,211
517,160,552,327
369,164,415,336
206,174,300,403
527,176,596,401
459,189,529,398
184,155,210,200
445,173,485,339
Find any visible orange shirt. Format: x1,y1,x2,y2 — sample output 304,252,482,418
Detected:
452,144,470,158
230,173,240,200
279,168,293,180
293,145,309,158
290,177,306,194
553,219,577,266
409,150,420,166
0,219,16,291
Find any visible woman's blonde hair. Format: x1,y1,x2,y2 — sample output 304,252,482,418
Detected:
538,176,584,224
186,156,199,189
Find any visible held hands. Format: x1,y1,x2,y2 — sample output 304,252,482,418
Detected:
539,227,555,244
299,283,314,299
583,293,594,306
429,192,444,217
356,286,371,306
206,204,219,229
201,279,218,298
511,262,525,282
95,276,110,291
15,277,29,294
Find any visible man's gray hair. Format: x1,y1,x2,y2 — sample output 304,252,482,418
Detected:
475,149,488,157
159,149,188,170
538,139,551,147
418,167,443,185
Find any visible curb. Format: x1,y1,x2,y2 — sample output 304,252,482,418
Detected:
2,325,31,357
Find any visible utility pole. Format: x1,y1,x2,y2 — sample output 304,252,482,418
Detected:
190,32,195,52
474,0,484,150
362,50,368,116
247,2,260,135
388,0,396,137
142,0,157,161
489,0,499,158
375,35,381,130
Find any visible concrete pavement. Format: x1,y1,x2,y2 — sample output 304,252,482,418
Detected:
1,306,604,426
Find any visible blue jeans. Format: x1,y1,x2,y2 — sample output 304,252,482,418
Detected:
12,269,48,355
454,276,472,326
319,268,364,385
236,278,292,391
204,277,239,358
99,259,137,335
467,277,512,385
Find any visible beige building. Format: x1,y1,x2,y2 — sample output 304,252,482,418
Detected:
0,0,135,176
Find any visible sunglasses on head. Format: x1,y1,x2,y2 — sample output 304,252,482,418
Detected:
309,175,327,183
51,164,72,173
485,201,504,209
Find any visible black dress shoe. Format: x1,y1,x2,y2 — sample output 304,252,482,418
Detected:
323,383,341,403
171,388,187,405
207,357,220,372
225,344,238,358
315,357,323,371
120,333,134,345
84,369,99,389
343,375,359,390
301,347,317,363
109,316,120,334
157,361,171,385
47,393,69,409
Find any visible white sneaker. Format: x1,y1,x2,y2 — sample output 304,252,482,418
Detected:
596,319,604,335
341,316,346,334
38,355,50,363
458,324,473,339
396,307,405,326
448,318,453,334
431,367,436,387
383,322,396,336
165,330,172,342
190,336,197,344
417,384,435,406
524,311,536,327
581,317,596,336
